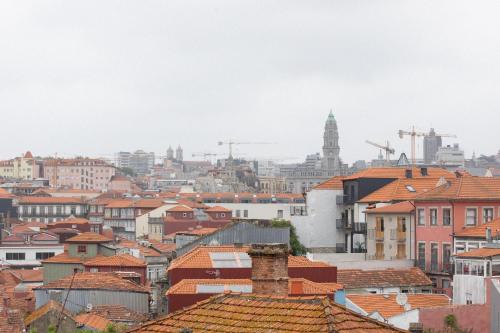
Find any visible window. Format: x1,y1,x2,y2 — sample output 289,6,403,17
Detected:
236,210,241,218
431,243,438,272
6,253,25,260
90,268,98,273
466,208,477,226
376,217,384,240
417,209,425,225
36,252,55,260
443,208,451,226
77,245,87,253
418,243,426,270
243,210,248,218
483,208,494,223
442,244,451,273
277,210,283,219
430,209,438,225
442,279,451,289
70,206,77,215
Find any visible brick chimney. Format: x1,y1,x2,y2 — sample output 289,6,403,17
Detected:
248,243,289,296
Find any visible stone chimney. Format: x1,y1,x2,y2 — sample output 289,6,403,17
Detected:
248,243,289,296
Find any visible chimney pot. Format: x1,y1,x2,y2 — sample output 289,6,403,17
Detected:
248,243,289,297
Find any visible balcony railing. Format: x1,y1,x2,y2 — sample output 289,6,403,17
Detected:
352,223,367,233
336,195,347,205
336,243,346,253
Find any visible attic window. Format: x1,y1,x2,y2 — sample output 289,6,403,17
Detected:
405,185,416,192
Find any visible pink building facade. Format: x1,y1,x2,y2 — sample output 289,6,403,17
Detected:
43,158,115,191
415,199,500,293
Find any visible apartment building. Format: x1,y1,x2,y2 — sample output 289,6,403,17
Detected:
0,151,41,180
17,196,87,223
43,158,115,190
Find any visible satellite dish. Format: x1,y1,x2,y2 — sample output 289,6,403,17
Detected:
404,303,412,311
396,293,408,306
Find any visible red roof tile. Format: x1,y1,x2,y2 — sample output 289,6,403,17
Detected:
359,178,446,203
89,304,148,323
343,167,454,181
75,313,112,331
415,177,500,201
35,272,149,293
365,201,415,214
18,196,85,204
129,293,405,332
455,247,500,258
338,268,432,289
204,206,232,213
84,254,146,268
347,294,450,318
167,205,194,212
455,218,500,238
66,232,112,243
314,176,345,190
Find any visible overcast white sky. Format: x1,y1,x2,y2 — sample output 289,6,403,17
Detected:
1,1,500,164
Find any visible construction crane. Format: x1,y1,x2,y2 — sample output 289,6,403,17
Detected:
192,152,220,159
217,141,275,159
365,140,395,162
398,127,457,165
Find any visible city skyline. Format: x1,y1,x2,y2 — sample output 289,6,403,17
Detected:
2,1,500,163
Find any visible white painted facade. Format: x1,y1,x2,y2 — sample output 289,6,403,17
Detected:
306,252,414,270
0,245,64,267
206,202,305,221
290,188,343,250
453,274,487,305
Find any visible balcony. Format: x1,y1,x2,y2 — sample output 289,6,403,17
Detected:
335,243,346,253
336,195,347,205
352,222,367,233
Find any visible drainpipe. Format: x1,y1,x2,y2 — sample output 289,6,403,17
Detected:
408,200,417,262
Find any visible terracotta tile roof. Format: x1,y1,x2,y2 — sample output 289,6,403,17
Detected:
24,300,71,326
365,201,415,214
42,252,102,264
105,199,135,208
90,304,148,323
148,240,176,253
166,205,194,212
66,232,112,243
17,196,85,204
314,176,345,190
343,167,454,181
166,278,342,295
455,247,500,258
6,269,43,282
75,313,112,331
51,217,90,225
347,294,450,318
84,254,146,267
1,234,24,242
168,245,331,270
338,268,432,289
415,177,500,201
134,199,165,209
175,227,219,236
35,272,149,293
455,218,500,238
31,232,59,241
204,206,232,212
359,178,446,203
129,293,405,333
0,188,14,199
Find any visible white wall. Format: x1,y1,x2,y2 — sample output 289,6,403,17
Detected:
388,310,419,330
453,274,486,305
306,252,414,269
0,245,64,267
206,202,303,221
290,189,342,249
136,204,177,238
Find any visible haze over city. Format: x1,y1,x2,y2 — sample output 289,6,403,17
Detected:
2,1,500,163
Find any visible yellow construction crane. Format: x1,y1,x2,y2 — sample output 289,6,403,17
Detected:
217,141,275,159
365,140,395,162
398,127,457,165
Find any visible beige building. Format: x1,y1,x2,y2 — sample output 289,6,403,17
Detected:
43,158,115,190
258,176,287,194
365,201,415,261
0,151,40,180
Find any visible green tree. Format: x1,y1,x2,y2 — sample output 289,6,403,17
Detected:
270,219,307,255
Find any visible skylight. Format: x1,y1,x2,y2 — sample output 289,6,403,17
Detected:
209,252,252,268
405,185,416,192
